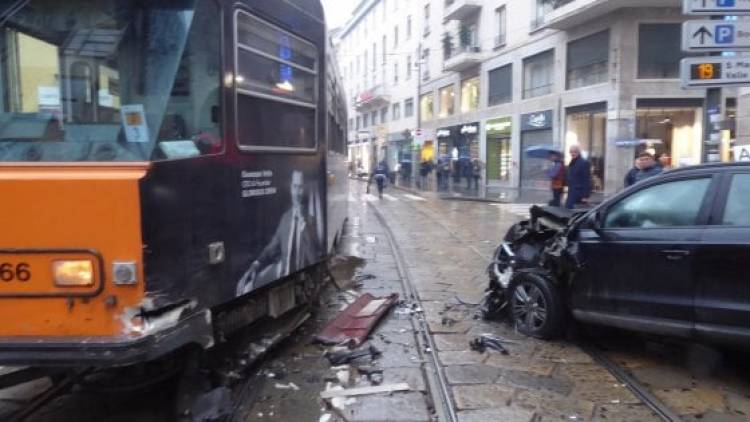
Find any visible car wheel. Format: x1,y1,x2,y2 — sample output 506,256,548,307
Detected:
509,272,564,339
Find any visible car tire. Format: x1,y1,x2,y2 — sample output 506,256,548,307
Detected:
508,271,565,340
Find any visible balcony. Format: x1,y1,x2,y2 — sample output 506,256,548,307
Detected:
443,45,483,72
355,85,390,112
534,0,679,31
443,0,482,22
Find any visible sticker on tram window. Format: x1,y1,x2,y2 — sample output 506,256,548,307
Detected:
120,104,149,143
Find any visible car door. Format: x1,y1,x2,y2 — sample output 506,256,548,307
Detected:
694,171,750,345
571,175,717,337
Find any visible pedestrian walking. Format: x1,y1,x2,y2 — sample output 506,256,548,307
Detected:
419,159,433,190
370,161,389,199
565,145,592,209
545,152,566,207
624,158,641,188
634,152,662,183
471,159,483,190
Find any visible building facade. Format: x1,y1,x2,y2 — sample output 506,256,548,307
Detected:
335,0,737,196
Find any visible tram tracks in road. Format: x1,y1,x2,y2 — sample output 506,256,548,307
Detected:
580,343,682,422
366,199,459,422
6,367,93,422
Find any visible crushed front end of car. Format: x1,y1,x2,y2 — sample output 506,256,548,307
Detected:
482,205,587,321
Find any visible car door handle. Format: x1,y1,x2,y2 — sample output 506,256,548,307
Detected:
660,249,691,260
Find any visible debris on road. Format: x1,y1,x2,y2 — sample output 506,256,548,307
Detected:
469,335,510,355
315,293,399,346
274,382,300,391
320,383,411,399
325,344,382,365
189,386,232,422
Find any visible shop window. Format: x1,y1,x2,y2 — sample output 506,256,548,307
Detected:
236,12,317,151
638,24,692,79
523,50,554,99
404,99,414,117
488,64,512,106
460,77,479,113
565,107,607,193
438,85,455,118
567,30,609,89
486,138,511,182
636,104,703,168
419,94,433,121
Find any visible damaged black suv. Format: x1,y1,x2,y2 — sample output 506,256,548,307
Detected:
486,163,750,345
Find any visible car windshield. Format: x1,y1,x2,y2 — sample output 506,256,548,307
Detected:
0,0,198,162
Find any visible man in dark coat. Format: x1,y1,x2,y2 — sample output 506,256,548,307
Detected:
634,152,663,183
624,158,641,188
565,145,592,209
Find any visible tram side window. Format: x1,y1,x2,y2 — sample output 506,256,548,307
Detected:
235,12,318,150
153,0,222,159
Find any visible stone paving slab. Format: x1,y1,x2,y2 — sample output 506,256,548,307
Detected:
456,406,535,422
452,384,513,410
341,391,432,422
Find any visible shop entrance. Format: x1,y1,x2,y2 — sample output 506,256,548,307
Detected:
565,103,607,193
635,99,703,169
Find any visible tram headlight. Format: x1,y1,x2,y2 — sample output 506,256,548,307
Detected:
52,260,94,287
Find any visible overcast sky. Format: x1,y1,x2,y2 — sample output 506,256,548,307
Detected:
322,0,356,29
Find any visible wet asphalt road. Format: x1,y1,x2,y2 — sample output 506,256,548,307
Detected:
1,179,750,421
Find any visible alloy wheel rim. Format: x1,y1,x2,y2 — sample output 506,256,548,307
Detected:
512,282,548,331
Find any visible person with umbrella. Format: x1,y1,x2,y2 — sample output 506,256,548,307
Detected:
545,151,566,207
565,145,592,209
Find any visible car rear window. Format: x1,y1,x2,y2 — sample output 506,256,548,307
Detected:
722,174,750,226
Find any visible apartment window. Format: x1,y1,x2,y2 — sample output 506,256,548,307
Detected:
422,48,430,81
419,94,433,121
405,98,414,117
406,55,412,80
407,15,412,39
567,30,609,89
638,24,684,79
373,42,377,69
383,0,387,19
364,50,368,74
381,107,388,123
382,35,387,64
363,114,368,128
393,103,401,120
393,0,398,11
394,26,399,48
460,77,479,113
356,116,361,130
438,85,455,117
424,4,431,36
495,6,507,47
371,111,378,126
523,49,554,99
488,64,512,106
394,61,399,83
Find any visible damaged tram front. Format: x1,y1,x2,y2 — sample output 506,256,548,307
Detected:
0,0,347,366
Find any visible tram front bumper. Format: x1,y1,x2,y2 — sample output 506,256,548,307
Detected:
0,310,213,367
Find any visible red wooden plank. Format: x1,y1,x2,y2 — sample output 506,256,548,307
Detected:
315,293,399,346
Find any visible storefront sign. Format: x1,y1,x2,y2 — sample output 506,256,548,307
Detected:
436,129,451,138
521,110,553,131
460,124,478,135
486,117,512,137
734,145,750,161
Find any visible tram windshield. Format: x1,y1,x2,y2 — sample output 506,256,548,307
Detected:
0,0,221,162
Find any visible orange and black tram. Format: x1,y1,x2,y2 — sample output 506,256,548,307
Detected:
0,0,347,366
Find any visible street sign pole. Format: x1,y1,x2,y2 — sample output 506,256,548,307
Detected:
704,14,724,163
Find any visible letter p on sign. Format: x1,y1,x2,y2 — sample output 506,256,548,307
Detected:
716,25,735,44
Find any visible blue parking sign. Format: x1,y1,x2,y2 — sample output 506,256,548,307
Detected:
716,25,735,44
718,0,736,7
